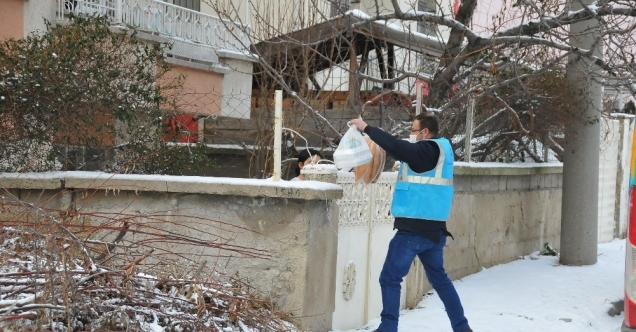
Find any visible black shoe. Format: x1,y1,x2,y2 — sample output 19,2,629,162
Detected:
462,329,473,332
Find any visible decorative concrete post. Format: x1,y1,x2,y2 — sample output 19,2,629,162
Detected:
298,163,340,331
301,164,339,183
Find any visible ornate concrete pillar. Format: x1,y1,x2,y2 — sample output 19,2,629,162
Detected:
301,164,338,184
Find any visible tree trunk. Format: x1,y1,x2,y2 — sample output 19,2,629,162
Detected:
427,0,476,108
560,0,602,266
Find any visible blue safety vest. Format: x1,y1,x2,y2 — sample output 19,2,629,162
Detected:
390,138,454,221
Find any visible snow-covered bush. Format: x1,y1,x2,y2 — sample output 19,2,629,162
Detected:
0,193,296,332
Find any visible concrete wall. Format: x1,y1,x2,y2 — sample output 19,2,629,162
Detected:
598,114,634,241
24,0,56,36
219,53,254,119
449,163,563,272
0,172,342,332
1,158,627,332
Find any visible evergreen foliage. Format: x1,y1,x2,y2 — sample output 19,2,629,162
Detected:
0,15,216,175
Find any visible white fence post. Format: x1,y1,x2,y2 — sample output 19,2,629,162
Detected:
273,90,283,181
415,83,422,116
465,98,475,162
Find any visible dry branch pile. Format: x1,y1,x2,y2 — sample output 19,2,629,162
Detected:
0,191,297,332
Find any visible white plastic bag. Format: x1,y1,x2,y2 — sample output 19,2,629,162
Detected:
333,125,373,170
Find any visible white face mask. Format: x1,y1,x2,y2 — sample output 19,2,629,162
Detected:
409,134,418,143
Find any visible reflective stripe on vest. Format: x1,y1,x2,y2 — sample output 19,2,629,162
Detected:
400,174,453,186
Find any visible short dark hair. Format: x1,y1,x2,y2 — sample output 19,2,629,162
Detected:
414,112,439,135
295,149,323,176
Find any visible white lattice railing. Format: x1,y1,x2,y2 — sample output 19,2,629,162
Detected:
336,172,397,228
56,0,250,52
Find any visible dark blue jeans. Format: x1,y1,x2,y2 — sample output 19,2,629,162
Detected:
377,230,470,332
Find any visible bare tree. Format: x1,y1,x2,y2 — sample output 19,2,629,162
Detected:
206,0,636,258
207,0,633,159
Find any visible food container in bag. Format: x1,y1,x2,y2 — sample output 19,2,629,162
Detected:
333,125,373,170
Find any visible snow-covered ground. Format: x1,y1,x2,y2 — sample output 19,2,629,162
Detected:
333,239,626,332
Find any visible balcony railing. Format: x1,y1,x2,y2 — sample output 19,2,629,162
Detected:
56,0,250,53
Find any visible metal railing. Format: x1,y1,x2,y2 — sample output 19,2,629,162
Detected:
56,0,250,52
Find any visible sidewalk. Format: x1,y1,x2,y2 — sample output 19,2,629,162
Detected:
333,239,625,332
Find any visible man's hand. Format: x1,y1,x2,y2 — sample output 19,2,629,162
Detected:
349,118,368,132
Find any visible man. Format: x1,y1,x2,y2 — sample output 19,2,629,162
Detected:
349,112,472,332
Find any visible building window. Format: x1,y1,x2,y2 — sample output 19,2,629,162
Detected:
417,0,436,36
169,0,200,12
330,0,351,18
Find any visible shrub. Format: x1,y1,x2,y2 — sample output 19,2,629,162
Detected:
0,15,215,175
